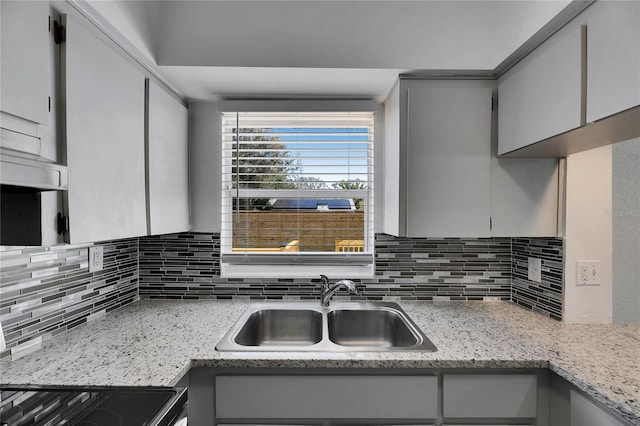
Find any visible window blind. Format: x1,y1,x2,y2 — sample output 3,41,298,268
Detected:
220,111,374,264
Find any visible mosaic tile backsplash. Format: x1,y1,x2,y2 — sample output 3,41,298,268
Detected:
512,237,564,321
0,239,138,360
0,233,563,361
138,233,513,301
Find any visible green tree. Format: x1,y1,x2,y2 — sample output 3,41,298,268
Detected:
232,128,300,209
332,179,367,209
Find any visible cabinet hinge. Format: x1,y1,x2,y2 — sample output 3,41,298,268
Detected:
490,217,493,230
48,96,51,112
48,16,51,33
491,97,495,111
53,20,65,44
57,212,69,235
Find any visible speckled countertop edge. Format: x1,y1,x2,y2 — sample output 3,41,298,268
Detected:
0,299,638,424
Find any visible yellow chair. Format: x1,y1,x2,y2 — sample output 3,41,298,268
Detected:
335,239,364,252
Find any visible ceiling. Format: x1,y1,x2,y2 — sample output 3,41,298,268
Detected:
88,0,571,102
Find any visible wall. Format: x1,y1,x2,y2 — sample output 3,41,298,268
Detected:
612,138,640,324
0,239,138,360
564,145,613,323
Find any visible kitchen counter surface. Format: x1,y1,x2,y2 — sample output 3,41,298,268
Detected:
1,300,638,424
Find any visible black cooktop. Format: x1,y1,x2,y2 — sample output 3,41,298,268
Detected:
0,387,181,426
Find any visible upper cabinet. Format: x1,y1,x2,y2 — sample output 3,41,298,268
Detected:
146,80,190,235
61,13,190,244
498,1,640,157
62,13,147,244
586,1,640,123
497,24,584,155
0,1,50,127
383,79,558,238
384,80,493,237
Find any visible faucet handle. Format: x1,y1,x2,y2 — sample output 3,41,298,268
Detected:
319,274,329,289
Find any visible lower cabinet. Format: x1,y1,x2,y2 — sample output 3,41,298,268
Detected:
443,374,538,419
189,368,549,426
190,368,633,426
549,372,630,426
216,375,437,419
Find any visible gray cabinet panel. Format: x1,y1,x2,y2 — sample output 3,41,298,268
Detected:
570,390,627,426
443,374,537,418
216,375,438,419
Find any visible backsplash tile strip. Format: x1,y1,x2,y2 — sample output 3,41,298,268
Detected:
511,237,564,321
0,239,139,361
138,232,514,302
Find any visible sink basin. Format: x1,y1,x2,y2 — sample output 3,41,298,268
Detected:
328,309,421,348
235,309,322,346
216,302,437,352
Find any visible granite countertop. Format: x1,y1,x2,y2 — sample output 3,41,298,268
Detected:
0,300,638,424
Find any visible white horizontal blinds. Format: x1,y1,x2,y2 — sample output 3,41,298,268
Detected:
221,112,374,256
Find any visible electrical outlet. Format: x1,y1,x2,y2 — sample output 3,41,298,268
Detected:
528,257,542,283
89,245,104,273
577,260,600,286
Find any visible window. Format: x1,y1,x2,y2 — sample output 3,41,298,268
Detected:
220,108,375,278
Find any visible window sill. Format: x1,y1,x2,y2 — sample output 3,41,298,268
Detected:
220,263,374,279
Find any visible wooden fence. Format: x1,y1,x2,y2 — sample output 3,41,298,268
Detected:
233,211,364,252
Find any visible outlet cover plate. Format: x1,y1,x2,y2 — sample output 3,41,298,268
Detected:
528,257,542,283
89,245,104,273
576,260,600,286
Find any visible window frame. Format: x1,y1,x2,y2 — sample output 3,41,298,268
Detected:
218,101,377,279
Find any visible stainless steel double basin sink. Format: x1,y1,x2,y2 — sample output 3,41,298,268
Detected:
215,302,437,352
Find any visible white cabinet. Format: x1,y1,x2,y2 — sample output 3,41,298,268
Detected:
585,1,640,123
404,80,493,237
497,23,584,155
0,0,50,126
146,80,190,235
62,14,147,243
384,79,493,237
497,1,640,155
383,79,558,238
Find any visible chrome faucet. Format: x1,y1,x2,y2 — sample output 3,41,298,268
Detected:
319,274,359,307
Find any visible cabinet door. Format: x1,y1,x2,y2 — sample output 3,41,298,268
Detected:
404,80,492,237
63,14,147,243
443,374,537,418
0,0,49,125
146,80,190,235
586,1,640,123
570,390,628,426
498,23,584,155
216,375,438,419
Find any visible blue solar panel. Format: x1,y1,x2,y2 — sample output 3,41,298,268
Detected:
268,199,354,210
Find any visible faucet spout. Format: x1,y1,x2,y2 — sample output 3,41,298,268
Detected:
319,276,359,307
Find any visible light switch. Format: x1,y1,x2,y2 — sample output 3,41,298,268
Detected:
527,257,542,283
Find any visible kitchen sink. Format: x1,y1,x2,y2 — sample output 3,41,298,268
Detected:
235,309,322,346
215,302,437,352
327,309,421,348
